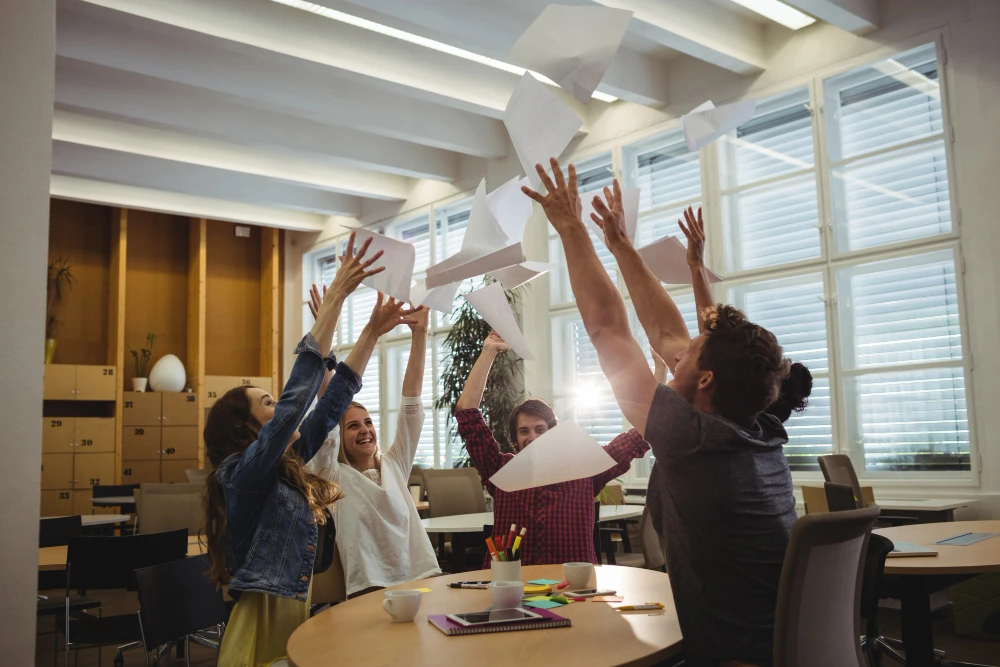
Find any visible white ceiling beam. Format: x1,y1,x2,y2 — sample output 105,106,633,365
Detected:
780,0,879,33
53,111,412,201
55,58,461,181
324,0,672,105
51,175,330,232
57,1,509,157
52,142,364,216
77,0,527,117
591,0,766,74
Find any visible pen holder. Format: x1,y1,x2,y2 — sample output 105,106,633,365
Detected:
491,559,522,582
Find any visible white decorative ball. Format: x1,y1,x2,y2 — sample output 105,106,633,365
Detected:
148,354,187,392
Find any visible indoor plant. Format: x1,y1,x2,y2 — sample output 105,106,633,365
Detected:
45,257,75,363
435,278,525,465
129,332,159,392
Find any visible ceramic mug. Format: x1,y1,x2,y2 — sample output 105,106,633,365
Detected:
489,581,525,609
382,589,422,622
490,559,522,582
563,562,595,589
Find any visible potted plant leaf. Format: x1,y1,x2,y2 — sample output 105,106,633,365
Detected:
129,332,159,392
45,257,75,363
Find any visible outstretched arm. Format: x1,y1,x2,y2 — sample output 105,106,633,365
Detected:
523,160,658,436
402,307,428,398
679,206,715,334
588,184,690,371
455,332,509,412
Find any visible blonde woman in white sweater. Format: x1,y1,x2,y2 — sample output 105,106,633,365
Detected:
308,292,440,597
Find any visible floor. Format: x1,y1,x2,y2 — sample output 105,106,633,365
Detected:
35,588,1000,666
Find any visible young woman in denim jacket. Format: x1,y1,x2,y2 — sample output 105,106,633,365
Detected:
202,233,423,666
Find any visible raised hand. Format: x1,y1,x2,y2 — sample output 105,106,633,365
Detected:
307,283,326,321
483,330,510,355
678,206,706,268
521,158,584,236
590,179,630,252
407,303,429,334
366,292,423,337
328,231,385,301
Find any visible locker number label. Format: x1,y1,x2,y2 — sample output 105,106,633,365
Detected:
103,368,114,375
134,428,144,435
50,420,62,427
124,401,133,408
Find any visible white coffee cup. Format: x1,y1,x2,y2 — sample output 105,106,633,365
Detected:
489,581,524,609
490,558,522,582
563,562,595,589
382,589,422,622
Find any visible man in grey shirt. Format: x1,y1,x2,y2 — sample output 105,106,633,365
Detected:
524,161,795,667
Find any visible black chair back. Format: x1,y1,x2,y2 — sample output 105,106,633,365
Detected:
39,515,83,548
825,482,861,512
66,529,188,592
92,483,140,499
859,534,894,624
135,554,226,650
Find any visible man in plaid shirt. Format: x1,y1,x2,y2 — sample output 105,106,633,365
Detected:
455,331,653,567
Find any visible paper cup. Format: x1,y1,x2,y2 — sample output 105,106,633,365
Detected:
491,559,522,582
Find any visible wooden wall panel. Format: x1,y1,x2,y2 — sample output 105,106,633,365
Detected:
261,227,280,396
109,209,127,481
188,218,207,468
206,220,261,376
47,200,112,365
124,210,189,388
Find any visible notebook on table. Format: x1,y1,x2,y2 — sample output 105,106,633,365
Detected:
428,608,571,636
887,540,938,557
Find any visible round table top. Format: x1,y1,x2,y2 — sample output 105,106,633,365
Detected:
876,520,1000,575
287,564,682,667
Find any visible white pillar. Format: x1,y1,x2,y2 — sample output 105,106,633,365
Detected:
0,0,55,661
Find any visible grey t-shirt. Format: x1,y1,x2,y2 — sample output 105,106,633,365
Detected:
645,384,795,667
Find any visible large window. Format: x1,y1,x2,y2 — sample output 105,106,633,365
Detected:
307,198,474,468
548,40,972,481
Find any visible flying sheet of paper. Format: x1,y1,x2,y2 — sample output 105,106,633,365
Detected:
638,236,723,285
504,72,583,188
581,186,640,243
463,281,534,360
409,278,461,313
489,422,616,492
467,178,509,249
681,99,757,152
507,5,633,105
486,175,533,243
424,243,525,289
342,227,415,302
489,261,556,290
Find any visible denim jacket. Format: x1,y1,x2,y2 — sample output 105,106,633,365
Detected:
216,333,362,599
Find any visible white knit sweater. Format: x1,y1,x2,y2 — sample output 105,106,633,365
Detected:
307,396,440,595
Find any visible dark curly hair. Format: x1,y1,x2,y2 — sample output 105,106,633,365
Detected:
767,362,813,423
698,305,790,427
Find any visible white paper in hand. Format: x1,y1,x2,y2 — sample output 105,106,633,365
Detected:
489,261,556,290
504,73,583,188
409,279,461,313
343,227,415,302
490,422,617,492
581,186,639,243
464,282,534,360
681,99,757,152
638,236,723,285
508,5,633,105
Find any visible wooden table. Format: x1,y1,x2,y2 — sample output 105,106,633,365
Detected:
421,505,644,534
414,500,429,512
875,520,1000,666
38,535,205,571
79,514,130,528
287,564,682,667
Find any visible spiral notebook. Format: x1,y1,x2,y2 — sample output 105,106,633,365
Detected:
428,608,571,636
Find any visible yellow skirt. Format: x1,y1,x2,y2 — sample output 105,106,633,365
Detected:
218,586,311,667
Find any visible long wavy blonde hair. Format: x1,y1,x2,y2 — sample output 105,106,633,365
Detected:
338,401,382,472
202,386,345,587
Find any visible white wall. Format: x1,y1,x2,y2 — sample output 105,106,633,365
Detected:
0,0,56,660
288,0,1000,516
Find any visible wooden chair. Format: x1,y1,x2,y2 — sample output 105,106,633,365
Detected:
423,468,487,569
136,483,203,536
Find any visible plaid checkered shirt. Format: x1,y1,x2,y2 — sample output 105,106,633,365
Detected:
456,408,649,567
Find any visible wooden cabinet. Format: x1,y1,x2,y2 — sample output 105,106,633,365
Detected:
162,426,199,459
43,364,116,401
121,460,161,485
162,392,198,425
75,418,116,453
161,459,198,484
40,490,73,517
121,392,200,482
41,454,74,491
42,418,75,454
204,375,272,408
122,392,162,426
123,425,162,460
73,452,114,489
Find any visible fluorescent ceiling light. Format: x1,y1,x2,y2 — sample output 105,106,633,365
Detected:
271,0,619,103
727,0,816,30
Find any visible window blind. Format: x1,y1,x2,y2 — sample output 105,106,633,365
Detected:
385,343,436,468
735,275,829,373
627,129,701,209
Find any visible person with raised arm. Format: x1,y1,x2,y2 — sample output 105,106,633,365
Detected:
307,300,442,598
455,330,649,567
524,160,796,667
203,233,419,667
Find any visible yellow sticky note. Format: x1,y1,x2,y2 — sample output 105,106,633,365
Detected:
415,588,433,593
523,595,550,602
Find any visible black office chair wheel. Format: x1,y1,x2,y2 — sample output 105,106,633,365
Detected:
113,652,124,667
